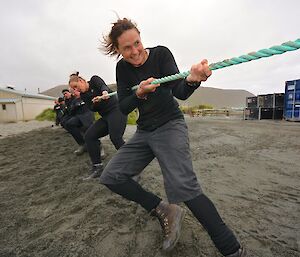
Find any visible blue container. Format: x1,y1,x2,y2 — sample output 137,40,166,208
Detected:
296,90,300,101
284,79,300,121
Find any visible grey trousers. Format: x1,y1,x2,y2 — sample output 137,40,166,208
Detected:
100,118,202,203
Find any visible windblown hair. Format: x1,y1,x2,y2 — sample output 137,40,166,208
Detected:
101,18,140,58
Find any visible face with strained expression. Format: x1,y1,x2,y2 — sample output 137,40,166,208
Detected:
69,78,89,93
63,91,72,99
116,28,148,67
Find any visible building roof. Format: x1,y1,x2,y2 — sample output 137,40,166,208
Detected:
0,87,56,100
0,98,21,103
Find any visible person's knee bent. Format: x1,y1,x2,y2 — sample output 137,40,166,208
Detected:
84,129,99,144
99,167,128,185
65,120,73,130
99,169,114,185
109,135,124,149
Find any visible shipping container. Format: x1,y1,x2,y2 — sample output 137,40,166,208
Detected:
244,107,259,120
260,107,273,119
274,93,284,107
246,96,258,108
284,79,300,121
258,94,273,108
273,107,283,120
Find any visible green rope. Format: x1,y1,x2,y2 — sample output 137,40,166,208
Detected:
104,38,300,98
209,38,300,70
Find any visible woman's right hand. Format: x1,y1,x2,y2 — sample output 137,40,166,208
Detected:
136,78,160,99
92,96,102,103
187,59,212,83
92,91,110,103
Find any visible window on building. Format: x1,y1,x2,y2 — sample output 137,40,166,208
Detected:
2,104,6,110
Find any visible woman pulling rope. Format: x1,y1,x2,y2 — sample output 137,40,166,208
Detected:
99,17,246,257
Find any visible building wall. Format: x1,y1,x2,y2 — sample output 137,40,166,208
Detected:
0,89,56,122
15,102,24,121
0,103,18,122
21,97,55,121
0,97,55,122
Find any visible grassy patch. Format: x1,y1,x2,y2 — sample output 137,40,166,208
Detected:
36,108,55,121
127,109,138,125
180,104,213,115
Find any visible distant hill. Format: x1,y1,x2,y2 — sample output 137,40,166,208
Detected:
179,86,255,108
42,84,254,108
41,84,118,98
41,85,68,98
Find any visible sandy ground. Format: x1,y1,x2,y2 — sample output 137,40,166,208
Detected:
0,117,299,257
0,120,54,138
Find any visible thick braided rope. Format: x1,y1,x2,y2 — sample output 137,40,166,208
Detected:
105,38,300,97
209,38,300,70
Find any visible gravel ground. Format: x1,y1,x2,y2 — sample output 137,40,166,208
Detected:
0,117,299,257
0,120,55,139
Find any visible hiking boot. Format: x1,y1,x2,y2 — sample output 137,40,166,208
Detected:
226,247,247,257
74,145,86,156
151,201,186,251
83,163,104,180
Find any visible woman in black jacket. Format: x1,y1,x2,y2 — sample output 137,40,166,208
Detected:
98,18,246,257
69,72,127,179
62,89,94,155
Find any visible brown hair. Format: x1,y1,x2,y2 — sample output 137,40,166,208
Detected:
69,71,85,84
101,18,140,58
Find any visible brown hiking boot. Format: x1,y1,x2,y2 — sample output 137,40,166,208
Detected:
151,201,186,251
226,247,247,257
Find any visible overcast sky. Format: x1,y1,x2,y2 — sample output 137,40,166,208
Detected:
0,0,299,95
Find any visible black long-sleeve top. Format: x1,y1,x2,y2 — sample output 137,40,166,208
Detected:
80,75,118,116
69,97,91,115
54,103,66,116
64,96,75,116
116,45,201,131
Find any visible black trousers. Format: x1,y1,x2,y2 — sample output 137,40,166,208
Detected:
84,108,127,164
64,116,85,145
60,115,71,129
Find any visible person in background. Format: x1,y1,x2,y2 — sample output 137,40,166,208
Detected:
99,18,246,257
53,97,65,126
69,72,127,179
60,89,74,128
62,88,94,155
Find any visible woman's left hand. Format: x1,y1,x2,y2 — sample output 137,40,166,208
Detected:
101,91,110,100
92,91,110,103
186,59,212,83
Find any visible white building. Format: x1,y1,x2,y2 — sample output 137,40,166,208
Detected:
0,87,56,123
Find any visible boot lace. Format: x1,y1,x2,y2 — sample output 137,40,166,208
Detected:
156,209,170,238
